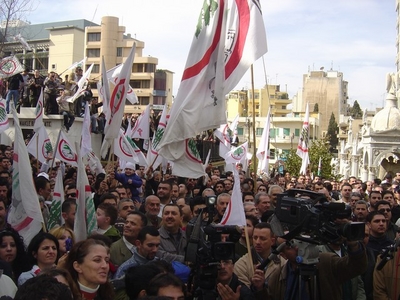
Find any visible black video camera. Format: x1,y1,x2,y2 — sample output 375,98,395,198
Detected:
270,189,364,243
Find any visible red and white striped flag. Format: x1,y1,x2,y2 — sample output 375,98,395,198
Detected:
297,103,310,175
8,108,43,246
158,0,267,163
101,44,136,157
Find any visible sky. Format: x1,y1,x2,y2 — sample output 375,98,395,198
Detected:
25,0,397,111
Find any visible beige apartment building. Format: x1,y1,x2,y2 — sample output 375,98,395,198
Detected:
293,70,348,135
1,16,173,113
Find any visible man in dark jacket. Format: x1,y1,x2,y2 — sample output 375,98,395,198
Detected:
216,259,254,300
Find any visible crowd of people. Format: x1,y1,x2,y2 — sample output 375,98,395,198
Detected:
0,138,400,299
0,67,105,133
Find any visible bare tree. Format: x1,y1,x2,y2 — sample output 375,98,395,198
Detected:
0,0,37,56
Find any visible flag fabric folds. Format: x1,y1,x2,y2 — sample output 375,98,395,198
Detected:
70,63,94,103
74,147,96,242
219,167,246,226
55,131,78,167
81,102,92,157
27,126,53,164
33,89,44,132
47,169,64,230
225,141,248,165
297,103,310,175
147,105,168,170
8,108,43,246
101,44,136,157
158,0,267,163
14,33,32,51
256,108,271,175
131,105,150,140
0,56,24,79
170,138,205,179
0,98,9,133
106,64,138,105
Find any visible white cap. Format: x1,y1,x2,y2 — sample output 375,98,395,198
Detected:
125,162,135,170
37,172,49,180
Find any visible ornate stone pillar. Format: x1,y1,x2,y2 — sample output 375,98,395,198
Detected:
368,166,376,181
351,155,360,178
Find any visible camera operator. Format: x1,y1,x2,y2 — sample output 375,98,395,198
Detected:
267,237,367,300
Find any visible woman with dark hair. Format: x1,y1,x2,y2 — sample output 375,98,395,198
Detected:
40,268,81,300
66,238,114,300
17,232,59,286
0,228,29,282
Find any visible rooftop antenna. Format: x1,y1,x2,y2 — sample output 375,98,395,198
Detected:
331,60,333,70
91,4,98,22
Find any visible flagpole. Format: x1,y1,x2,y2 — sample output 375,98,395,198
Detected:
36,131,39,172
49,129,62,172
250,65,257,176
244,225,255,276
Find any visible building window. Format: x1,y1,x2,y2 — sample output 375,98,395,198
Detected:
87,49,100,57
269,128,276,138
283,128,290,136
91,64,100,73
87,33,101,41
117,47,122,57
256,128,263,136
270,149,275,159
237,127,244,135
295,129,300,137
139,97,150,105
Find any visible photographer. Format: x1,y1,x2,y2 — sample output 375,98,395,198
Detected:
268,238,367,300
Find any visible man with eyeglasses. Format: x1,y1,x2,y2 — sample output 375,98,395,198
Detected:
375,200,398,241
243,201,259,218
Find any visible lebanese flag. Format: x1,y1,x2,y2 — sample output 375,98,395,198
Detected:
0,98,9,133
70,63,94,103
220,167,246,226
27,126,53,164
131,105,150,140
101,44,136,157
75,146,96,242
55,131,78,167
158,0,267,162
33,89,44,132
47,169,64,230
256,108,271,175
8,108,43,247
297,103,310,175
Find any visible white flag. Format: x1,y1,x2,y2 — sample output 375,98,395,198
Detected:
297,103,310,175
55,131,78,166
131,105,150,139
256,108,271,175
33,88,44,132
147,106,168,170
225,141,248,165
158,0,267,162
170,138,205,179
47,169,64,230
101,44,136,157
220,167,246,226
66,57,87,72
0,98,9,133
74,147,96,242
0,56,24,79
70,63,94,103
214,124,233,158
14,33,32,51
81,102,92,157
106,64,138,105
98,57,111,120
27,126,53,164
8,108,43,247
